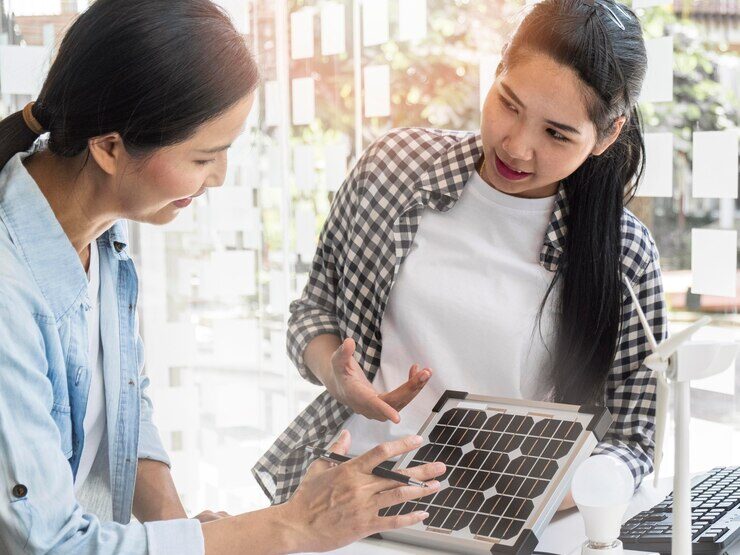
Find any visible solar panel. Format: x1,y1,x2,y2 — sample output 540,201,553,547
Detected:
377,390,612,554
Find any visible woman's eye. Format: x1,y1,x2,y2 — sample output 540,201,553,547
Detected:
549,130,568,143
196,159,216,166
499,95,517,113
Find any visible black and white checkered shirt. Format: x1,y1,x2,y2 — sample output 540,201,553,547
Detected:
252,127,667,505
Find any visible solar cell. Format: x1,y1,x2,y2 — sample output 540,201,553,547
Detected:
377,391,611,554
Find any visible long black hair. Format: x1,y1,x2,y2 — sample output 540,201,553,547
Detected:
500,0,648,404
0,0,260,168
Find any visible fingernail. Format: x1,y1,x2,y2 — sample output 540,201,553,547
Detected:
412,435,423,445
427,480,441,489
419,371,429,383
435,462,446,471
417,511,430,520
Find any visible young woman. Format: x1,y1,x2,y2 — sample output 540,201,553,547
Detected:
255,0,668,513
0,1,446,553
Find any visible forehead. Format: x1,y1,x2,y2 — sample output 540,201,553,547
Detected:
499,52,594,128
187,94,255,146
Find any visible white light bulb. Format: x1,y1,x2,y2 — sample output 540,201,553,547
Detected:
571,455,634,554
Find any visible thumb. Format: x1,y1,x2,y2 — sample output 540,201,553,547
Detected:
305,430,351,477
341,338,356,359
328,429,351,456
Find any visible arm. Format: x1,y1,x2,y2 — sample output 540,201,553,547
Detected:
202,432,445,555
591,247,668,490
133,459,187,522
288,157,430,421
286,161,360,386
0,300,202,555
133,314,189,522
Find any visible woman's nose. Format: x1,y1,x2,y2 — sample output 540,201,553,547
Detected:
503,126,534,162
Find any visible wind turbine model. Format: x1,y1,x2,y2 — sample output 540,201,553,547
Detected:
623,275,739,555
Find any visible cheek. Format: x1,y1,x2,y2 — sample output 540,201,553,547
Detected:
480,102,503,148
142,159,203,201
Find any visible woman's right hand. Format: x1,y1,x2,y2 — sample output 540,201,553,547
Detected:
324,338,432,423
277,430,445,554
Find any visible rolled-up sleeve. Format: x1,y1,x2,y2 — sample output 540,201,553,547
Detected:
592,242,668,491
287,160,362,385
0,300,204,554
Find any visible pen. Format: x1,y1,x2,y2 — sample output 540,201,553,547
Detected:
304,445,429,488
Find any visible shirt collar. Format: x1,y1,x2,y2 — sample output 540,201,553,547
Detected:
0,142,129,319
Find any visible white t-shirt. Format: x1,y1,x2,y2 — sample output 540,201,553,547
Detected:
74,242,106,492
344,170,560,456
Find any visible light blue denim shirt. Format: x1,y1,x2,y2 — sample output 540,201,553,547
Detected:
0,141,204,554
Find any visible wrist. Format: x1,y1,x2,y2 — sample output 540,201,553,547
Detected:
267,501,306,554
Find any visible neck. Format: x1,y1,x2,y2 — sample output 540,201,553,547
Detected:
23,150,118,268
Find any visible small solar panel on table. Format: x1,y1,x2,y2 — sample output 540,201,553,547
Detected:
380,406,583,543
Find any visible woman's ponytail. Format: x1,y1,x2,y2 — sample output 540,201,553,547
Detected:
0,103,45,170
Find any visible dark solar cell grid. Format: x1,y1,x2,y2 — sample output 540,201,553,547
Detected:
380,407,583,543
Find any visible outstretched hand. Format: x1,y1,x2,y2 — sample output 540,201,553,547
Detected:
324,338,432,423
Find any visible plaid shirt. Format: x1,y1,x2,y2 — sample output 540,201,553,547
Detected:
252,127,667,505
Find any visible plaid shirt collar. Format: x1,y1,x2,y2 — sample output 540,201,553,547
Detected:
416,131,569,271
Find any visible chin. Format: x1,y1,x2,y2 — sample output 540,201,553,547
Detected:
143,208,180,226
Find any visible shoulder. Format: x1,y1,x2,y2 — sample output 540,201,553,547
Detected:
350,127,474,192
620,208,660,284
0,222,49,322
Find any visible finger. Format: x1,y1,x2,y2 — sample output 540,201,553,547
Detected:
305,430,351,476
375,510,430,532
334,337,356,362
396,461,447,483
328,429,351,456
380,368,431,411
353,435,424,473
194,511,220,523
375,481,441,510
368,461,447,493
408,364,420,379
362,394,400,423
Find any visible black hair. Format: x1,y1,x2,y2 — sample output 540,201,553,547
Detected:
0,0,260,169
500,0,648,404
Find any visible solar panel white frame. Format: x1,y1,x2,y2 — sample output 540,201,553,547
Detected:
377,390,612,555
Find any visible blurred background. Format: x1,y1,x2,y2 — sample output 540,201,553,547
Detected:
1,0,738,517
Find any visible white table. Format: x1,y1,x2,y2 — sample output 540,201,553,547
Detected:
300,477,673,555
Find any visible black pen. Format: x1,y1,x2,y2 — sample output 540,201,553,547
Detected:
304,445,429,488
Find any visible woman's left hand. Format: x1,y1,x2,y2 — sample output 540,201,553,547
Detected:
194,510,232,523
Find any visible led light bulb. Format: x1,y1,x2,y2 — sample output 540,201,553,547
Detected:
571,455,634,555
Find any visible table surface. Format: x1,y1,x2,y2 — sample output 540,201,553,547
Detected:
299,476,675,555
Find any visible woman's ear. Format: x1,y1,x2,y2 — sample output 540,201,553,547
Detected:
87,133,125,176
591,116,627,156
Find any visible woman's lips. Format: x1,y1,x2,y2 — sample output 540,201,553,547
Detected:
172,188,206,208
172,197,192,208
494,153,532,181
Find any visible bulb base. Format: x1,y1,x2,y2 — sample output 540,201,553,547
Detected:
581,539,623,555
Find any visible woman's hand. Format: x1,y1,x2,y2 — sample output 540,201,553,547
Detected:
194,510,232,523
324,338,432,422
277,430,445,553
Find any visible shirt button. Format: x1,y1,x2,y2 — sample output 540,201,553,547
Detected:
12,484,28,498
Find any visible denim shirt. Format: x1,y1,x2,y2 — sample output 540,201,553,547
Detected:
0,142,204,554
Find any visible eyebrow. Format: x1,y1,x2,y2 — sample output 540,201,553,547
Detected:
196,144,232,154
500,82,582,136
